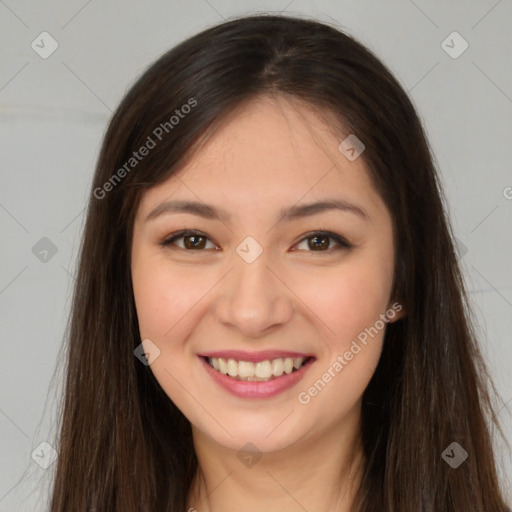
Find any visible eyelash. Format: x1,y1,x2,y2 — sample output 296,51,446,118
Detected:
160,229,352,253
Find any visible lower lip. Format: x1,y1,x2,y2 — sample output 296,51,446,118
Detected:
199,356,315,399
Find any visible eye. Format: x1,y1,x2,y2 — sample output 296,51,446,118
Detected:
293,231,352,252
161,229,352,253
160,230,218,250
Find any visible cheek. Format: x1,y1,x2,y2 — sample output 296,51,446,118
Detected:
295,273,389,416
300,259,393,344
131,257,207,411
293,252,394,413
132,257,208,340
132,263,170,338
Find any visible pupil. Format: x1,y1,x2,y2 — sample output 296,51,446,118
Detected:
185,235,205,249
310,236,328,250
182,235,329,250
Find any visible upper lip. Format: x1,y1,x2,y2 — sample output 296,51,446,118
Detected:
198,350,315,362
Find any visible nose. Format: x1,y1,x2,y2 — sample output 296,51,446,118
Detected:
213,251,294,339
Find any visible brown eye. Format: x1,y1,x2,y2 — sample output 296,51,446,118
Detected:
161,230,351,253
161,230,217,250
307,235,330,250
295,231,352,252
183,234,207,249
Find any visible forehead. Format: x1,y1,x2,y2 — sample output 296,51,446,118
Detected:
137,96,383,218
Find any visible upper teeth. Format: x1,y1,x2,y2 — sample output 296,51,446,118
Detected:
208,357,306,381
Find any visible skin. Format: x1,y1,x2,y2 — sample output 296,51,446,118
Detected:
131,95,406,512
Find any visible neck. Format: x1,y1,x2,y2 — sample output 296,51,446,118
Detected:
186,403,365,512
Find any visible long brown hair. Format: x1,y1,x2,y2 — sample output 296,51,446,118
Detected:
49,14,510,511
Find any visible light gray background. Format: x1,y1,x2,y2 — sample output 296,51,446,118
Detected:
1,0,511,510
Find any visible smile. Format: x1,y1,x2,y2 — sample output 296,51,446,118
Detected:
207,356,308,381
198,352,315,398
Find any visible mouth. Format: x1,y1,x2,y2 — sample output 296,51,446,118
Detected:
203,355,313,382
197,351,316,399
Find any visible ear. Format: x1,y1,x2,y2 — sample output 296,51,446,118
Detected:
385,300,406,323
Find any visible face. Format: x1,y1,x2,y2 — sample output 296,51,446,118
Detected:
131,95,404,454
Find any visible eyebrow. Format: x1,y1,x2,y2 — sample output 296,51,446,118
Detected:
144,198,370,224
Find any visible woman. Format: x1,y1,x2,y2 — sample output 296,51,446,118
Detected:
50,14,510,511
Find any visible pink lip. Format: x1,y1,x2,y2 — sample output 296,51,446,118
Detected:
198,355,315,399
197,350,313,363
